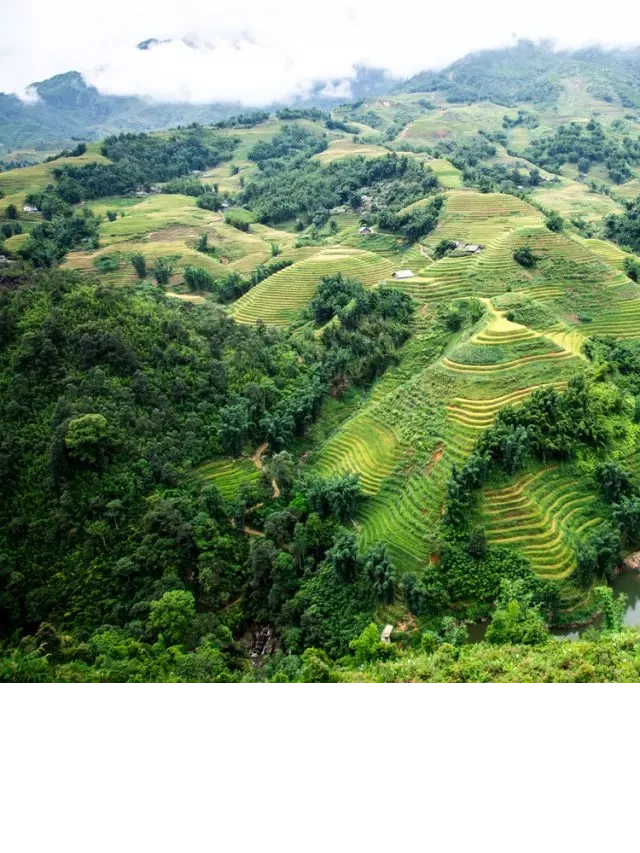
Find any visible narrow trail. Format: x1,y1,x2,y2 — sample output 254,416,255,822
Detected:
425,442,445,476
251,441,281,499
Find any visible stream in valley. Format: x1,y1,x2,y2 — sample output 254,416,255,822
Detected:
466,569,640,643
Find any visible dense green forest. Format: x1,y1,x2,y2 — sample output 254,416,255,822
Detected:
0,266,418,680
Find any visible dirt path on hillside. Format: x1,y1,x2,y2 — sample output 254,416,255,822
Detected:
252,442,281,498
425,442,445,476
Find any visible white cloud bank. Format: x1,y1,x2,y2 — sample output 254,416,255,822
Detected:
1,0,640,104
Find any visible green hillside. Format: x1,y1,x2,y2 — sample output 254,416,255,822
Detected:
3,45,640,682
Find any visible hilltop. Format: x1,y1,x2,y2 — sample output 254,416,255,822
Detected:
2,47,640,681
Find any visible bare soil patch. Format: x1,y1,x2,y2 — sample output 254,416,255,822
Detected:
425,442,445,476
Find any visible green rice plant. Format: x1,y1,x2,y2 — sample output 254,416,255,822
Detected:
194,457,260,500
480,465,608,577
315,416,401,496
230,247,394,326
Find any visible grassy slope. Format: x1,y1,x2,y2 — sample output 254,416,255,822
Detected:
305,187,640,584
0,141,109,208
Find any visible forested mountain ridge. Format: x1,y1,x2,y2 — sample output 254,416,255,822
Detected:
3,47,640,681
395,41,640,108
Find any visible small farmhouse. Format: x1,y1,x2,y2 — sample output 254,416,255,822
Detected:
23,204,38,213
393,269,415,279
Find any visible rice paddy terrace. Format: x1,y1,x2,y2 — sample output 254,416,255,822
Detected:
58,173,640,581
296,188,640,578
230,247,395,326
480,466,606,579
7,109,640,596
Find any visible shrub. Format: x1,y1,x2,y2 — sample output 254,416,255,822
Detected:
623,256,640,282
349,623,395,664
130,252,146,278
434,239,457,260
1,222,21,238
64,413,110,465
152,257,176,286
445,307,462,331
485,581,548,646
545,211,564,232
513,245,537,267
93,254,120,272
196,193,222,212
183,265,215,292
224,210,252,232
468,526,487,559
300,648,333,682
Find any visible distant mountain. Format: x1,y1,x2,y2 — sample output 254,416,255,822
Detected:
0,71,243,152
395,40,640,109
0,63,395,154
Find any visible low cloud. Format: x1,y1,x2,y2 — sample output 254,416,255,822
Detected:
1,0,640,104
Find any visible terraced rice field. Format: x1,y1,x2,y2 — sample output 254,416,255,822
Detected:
96,194,216,244
65,210,315,290
230,247,395,326
356,422,473,569
530,179,623,221
391,255,477,302
443,304,575,374
64,237,229,285
315,416,401,496
358,470,439,570
314,139,389,163
447,382,568,429
481,466,605,577
39,136,635,589
388,194,548,305
575,237,633,269
443,347,575,376
305,185,622,574
472,313,539,345
427,158,463,188
400,103,510,144
588,297,640,339
353,413,486,570
195,458,260,500
427,190,544,245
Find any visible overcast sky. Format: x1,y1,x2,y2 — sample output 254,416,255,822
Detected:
2,0,640,104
